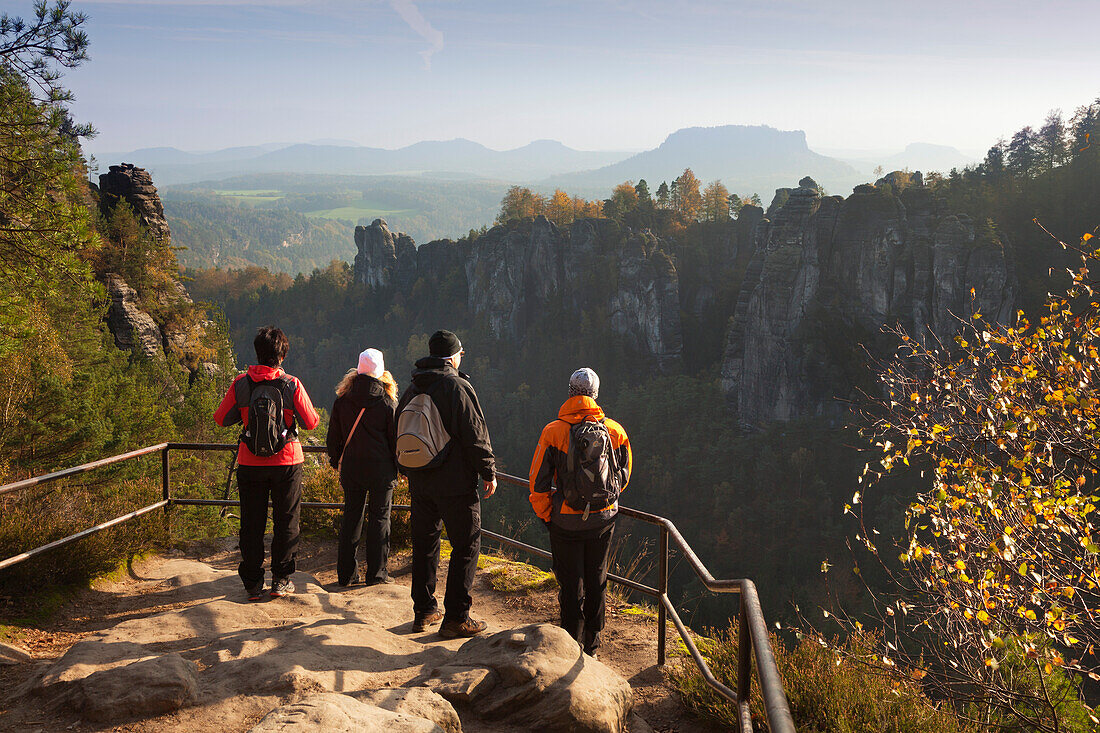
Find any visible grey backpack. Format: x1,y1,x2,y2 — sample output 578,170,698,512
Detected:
396,392,451,470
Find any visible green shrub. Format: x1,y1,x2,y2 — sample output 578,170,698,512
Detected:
667,625,962,732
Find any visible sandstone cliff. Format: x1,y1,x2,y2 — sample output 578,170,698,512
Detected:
721,175,1015,425
355,217,684,366
353,173,1014,426
96,164,224,381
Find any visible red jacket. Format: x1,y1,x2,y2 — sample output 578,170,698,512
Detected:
214,365,320,466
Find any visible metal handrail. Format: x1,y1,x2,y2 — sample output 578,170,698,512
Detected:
0,443,796,732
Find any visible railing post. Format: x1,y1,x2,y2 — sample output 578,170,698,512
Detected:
657,524,668,666
161,447,171,539
161,446,170,505
738,595,752,707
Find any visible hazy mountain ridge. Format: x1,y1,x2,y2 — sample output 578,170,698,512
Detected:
95,139,634,186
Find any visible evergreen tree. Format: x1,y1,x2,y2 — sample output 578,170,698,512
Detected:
1007,126,1041,176
655,181,670,209
1037,109,1068,172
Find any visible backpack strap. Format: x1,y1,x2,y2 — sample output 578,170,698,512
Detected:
337,408,367,471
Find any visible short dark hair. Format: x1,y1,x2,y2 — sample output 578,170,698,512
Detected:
254,326,289,367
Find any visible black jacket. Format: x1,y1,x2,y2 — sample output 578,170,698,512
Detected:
396,357,495,496
326,375,398,486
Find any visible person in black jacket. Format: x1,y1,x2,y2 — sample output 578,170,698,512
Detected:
326,348,399,587
396,330,496,637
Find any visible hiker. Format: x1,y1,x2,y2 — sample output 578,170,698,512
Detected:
214,326,320,601
326,348,399,587
396,330,496,637
529,368,631,657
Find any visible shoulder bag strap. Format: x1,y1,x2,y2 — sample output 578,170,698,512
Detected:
337,407,367,471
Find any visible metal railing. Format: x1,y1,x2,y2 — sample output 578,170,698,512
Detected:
0,442,795,732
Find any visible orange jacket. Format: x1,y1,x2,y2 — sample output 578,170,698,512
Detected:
214,365,320,466
529,396,631,529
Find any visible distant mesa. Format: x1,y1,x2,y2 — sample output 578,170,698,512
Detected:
546,125,861,195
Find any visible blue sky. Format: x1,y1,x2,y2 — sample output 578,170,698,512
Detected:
16,0,1097,155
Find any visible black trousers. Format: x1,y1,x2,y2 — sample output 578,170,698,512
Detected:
237,463,302,585
410,491,481,623
550,520,615,654
338,474,395,585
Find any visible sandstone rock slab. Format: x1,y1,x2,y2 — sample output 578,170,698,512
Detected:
350,687,461,733
0,640,31,665
249,693,443,733
414,623,632,733
78,652,198,722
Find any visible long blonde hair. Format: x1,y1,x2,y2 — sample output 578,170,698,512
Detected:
336,368,398,402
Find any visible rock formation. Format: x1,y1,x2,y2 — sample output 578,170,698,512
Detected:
95,164,223,380
415,624,633,733
721,174,1015,424
105,273,164,360
353,173,1015,425
354,217,683,367
98,163,172,243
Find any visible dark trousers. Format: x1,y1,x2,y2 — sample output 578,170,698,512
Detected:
338,476,394,585
410,491,481,623
237,463,302,586
550,520,615,654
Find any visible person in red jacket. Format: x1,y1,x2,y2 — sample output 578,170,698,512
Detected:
529,368,631,657
214,326,320,601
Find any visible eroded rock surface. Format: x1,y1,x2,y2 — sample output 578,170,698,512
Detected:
22,559,630,732
414,624,633,733
250,692,444,733
106,273,164,360
99,163,171,243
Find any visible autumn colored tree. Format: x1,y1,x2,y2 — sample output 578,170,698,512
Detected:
674,168,703,221
701,179,730,222
496,186,547,223
603,180,639,220
546,189,573,226
845,230,1100,730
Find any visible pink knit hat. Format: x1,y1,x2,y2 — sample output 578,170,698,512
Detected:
356,348,384,378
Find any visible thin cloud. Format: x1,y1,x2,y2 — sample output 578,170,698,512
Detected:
387,0,443,70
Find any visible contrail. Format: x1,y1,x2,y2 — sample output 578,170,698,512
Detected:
388,0,444,70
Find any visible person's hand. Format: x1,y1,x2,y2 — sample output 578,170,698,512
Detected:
482,477,497,499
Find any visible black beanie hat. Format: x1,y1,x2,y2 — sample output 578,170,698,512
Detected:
429,330,462,358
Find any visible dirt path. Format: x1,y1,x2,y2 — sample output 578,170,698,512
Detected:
0,534,721,733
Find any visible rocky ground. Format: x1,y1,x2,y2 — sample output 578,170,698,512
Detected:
0,536,721,733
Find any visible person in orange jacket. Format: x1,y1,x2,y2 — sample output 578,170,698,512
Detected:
214,326,320,601
529,368,631,657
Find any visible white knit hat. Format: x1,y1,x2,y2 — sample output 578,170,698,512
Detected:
356,348,384,378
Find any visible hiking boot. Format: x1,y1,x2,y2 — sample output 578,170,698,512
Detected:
245,581,265,602
411,610,444,632
364,575,395,587
337,572,361,588
269,577,294,598
439,617,487,639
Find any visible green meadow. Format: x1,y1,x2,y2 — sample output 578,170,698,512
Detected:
304,203,416,221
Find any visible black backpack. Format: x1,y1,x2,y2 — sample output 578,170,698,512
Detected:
562,418,621,519
234,376,298,457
